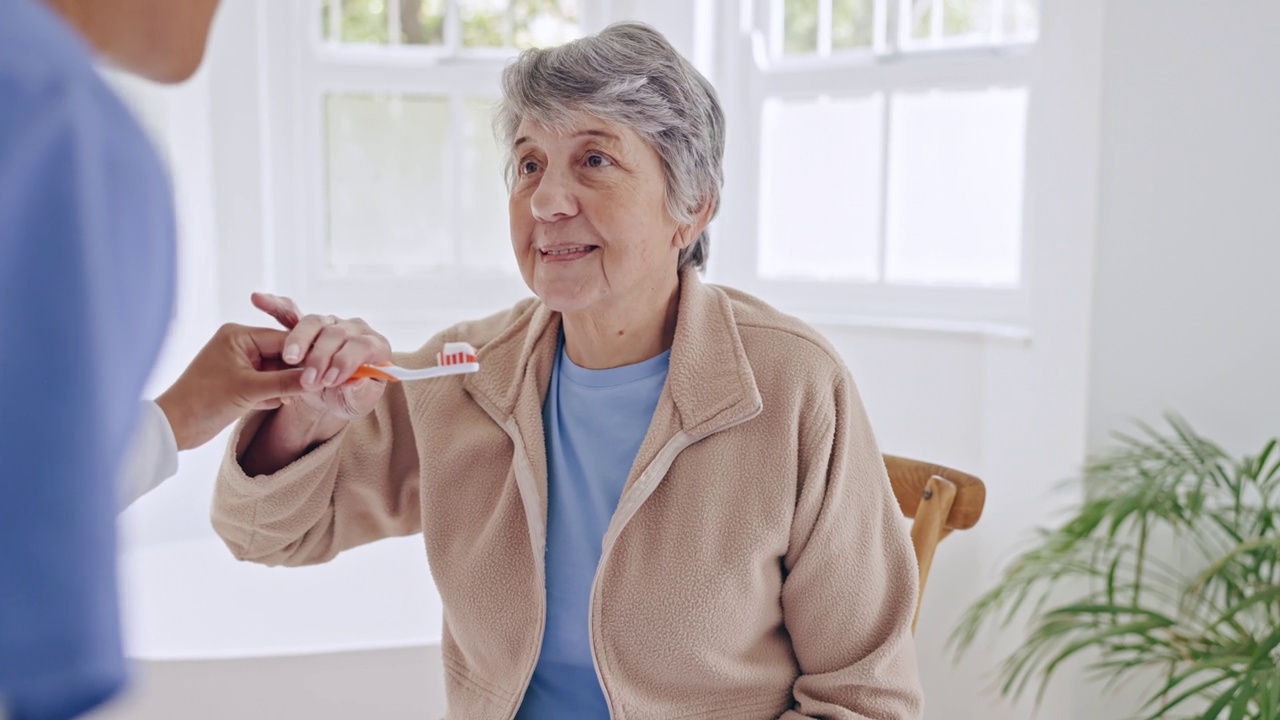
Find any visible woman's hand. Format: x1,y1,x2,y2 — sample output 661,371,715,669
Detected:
250,292,392,422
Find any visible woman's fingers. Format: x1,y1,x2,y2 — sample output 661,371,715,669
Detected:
278,315,392,391
303,320,347,387
247,296,392,413
327,334,389,387
251,292,303,331
281,313,333,371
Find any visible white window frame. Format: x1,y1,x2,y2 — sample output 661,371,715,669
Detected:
256,0,614,325
251,0,1037,331
708,0,1039,331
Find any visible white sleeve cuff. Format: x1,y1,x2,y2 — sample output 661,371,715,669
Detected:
118,399,180,512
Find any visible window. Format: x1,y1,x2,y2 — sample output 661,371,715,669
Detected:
317,0,580,276
260,0,587,321
714,0,1039,328
323,0,580,49
257,1,1035,328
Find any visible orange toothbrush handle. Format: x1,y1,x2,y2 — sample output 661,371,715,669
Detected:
351,364,400,382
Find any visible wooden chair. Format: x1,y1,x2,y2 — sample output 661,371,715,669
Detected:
882,455,986,633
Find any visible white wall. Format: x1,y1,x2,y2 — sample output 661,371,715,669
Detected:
1087,0,1280,456
1073,5,1280,717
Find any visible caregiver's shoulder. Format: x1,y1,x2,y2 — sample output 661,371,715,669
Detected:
0,0,97,101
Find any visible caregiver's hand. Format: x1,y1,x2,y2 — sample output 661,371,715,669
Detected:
155,323,307,451
250,292,392,422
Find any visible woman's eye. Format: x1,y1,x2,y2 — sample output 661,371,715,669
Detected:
519,159,540,176
585,153,612,168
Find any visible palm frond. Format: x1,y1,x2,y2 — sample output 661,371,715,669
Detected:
951,416,1280,718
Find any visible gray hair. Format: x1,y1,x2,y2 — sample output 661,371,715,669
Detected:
495,21,725,272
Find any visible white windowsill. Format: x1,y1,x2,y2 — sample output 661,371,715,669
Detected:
347,302,1034,347
794,310,1032,344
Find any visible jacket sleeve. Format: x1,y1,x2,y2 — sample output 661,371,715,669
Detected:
210,368,424,567
779,372,924,720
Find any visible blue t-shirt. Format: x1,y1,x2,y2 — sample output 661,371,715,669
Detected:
0,1,175,718
515,338,670,719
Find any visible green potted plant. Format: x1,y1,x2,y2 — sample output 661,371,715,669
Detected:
950,416,1280,719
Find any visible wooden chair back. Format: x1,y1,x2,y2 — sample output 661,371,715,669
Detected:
882,455,986,632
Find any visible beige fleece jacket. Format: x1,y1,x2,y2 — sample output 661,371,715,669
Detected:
212,269,923,719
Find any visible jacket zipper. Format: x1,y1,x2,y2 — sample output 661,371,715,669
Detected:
474,399,549,720
587,409,762,718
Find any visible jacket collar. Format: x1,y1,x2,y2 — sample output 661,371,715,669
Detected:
463,268,763,439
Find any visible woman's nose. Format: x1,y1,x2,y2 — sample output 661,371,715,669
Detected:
529,167,578,222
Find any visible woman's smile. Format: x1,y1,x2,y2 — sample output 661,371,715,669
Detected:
539,243,599,262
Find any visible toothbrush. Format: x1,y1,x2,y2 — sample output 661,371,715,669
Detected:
349,341,480,383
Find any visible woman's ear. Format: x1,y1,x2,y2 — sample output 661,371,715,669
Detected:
673,200,714,250
673,223,697,250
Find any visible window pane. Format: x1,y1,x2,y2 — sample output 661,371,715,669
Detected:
339,0,388,44
907,0,934,42
905,0,1032,45
459,0,508,48
1004,0,1039,39
832,0,875,51
458,0,579,49
459,98,517,273
884,87,1027,287
401,0,446,45
943,0,995,38
783,0,819,55
759,95,885,282
511,0,580,49
325,94,451,273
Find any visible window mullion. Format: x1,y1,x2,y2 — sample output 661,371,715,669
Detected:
445,0,462,54
769,0,784,61
876,94,892,285
874,0,890,53
388,0,402,45
930,0,943,41
990,0,1006,43
448,93,465,270
896,0,911,51
505,0,515,48
818,0,833,56
327,0,341,43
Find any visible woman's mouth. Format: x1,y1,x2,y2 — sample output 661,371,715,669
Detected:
539,244,598,262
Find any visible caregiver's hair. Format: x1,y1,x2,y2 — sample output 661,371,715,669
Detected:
495,21,726,272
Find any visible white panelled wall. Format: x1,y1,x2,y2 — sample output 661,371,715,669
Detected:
100,1,1278,719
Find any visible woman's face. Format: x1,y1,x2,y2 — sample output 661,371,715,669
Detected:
508,113,689,317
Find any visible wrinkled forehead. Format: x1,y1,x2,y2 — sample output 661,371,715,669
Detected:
511,111,642,151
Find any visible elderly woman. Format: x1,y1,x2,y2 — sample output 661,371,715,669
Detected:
216,21,922,720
